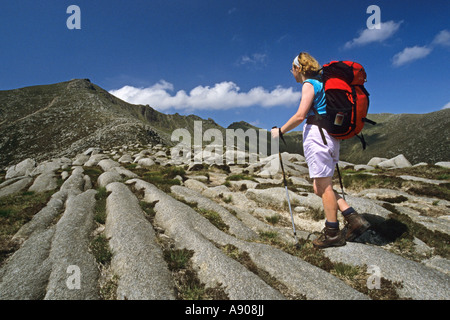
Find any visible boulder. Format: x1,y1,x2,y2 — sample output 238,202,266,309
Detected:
435,161,450,169
13,190,68,242
0,177,33,198
31,159,68,176
137,158,155,167
184,178,208,192
0,228,55,299
324,242,450,300
171,185,258,240
367,157,388,167
44,190,100,300
60,167,85,192
5,158,36,179
98,159,120,171
83,147,102,156
72,154,90,166
28,172,58,193
84,154,110,167
377,154,412,169
118,154,133,164
105,182,175,300
97,171,122,188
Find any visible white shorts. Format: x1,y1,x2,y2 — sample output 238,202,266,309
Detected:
303,124,340,178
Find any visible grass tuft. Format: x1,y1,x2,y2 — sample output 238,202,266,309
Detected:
94,187,109,224
0,189,55,265
90,234,112,265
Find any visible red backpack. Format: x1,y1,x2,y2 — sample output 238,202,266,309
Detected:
311,61,376,149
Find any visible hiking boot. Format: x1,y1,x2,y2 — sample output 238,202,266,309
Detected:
312,226,346,249
343,211,371,241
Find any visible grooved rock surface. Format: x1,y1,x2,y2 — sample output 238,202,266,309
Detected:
1,145,449,300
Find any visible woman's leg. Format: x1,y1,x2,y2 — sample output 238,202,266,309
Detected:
312,176,346,248
335,191,350,213
311,177,347,248
326,183,371,242
313,177,339,222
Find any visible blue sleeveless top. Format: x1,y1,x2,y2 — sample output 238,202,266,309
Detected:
303,78,326,117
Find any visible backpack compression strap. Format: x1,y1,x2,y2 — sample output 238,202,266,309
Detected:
311,106,328,146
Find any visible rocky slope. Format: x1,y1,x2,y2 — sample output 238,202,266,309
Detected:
338,110,450,165
1,144,449,300
0,79,223,168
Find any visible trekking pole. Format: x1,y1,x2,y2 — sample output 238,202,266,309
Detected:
335,163,346,201
272,126,299,247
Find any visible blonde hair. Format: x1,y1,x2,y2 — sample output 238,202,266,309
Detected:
294,52,322,78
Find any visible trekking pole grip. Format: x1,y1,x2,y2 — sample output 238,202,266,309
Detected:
272,126,286,145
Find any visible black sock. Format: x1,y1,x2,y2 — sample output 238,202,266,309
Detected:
325,220,339,229
342,207,355,217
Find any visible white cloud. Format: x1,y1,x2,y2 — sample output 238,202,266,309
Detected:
344,20,402,49
228,7,237,15
392,45,432,67
432,29,450,47
442,102,450,110
391,30,450,68
237,53,268,66
249,119,262,127
109,80,301,112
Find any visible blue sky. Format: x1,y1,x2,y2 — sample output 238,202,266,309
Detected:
1,0,449,131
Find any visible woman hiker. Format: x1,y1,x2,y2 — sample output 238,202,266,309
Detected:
271,52,370,249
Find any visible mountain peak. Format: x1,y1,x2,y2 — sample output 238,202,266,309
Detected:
227,121,259,130
0,80,190,167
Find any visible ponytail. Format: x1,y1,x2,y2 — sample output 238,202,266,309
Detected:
296,52,322,78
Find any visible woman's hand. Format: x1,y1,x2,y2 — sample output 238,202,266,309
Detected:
271,127,280,138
